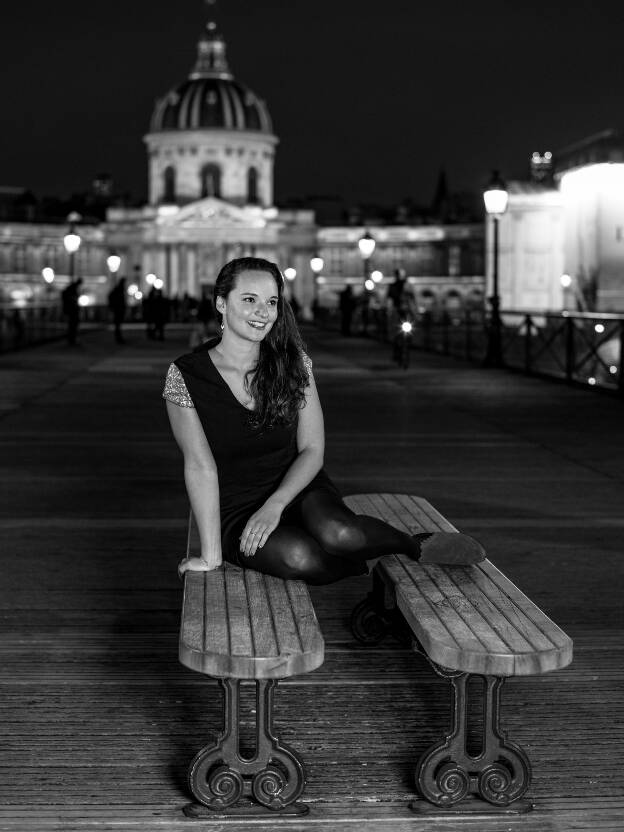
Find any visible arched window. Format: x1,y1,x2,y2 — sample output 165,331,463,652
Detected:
247,167,259,204
163,166,176,203
200,164,221,199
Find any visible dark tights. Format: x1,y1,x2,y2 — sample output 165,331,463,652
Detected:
230,489,420,586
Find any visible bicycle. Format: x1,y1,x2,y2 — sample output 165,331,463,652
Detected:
391,319,413,369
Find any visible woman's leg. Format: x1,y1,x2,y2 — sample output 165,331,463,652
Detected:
293,489,485,566
235,524,367,586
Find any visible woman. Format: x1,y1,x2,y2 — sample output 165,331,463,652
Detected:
164,257,484,583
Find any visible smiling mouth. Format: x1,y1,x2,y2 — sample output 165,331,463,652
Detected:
248,321,268,329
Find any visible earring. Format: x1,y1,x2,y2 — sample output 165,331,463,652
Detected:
220,322,224,331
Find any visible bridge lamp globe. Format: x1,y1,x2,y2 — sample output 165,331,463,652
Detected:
483,172,509,217
371,269,383,283
153,278,164,290
145,273,157,286
357,231,375,260
284,267,297,281
364,278,375,291
107,254,121,275
63,230,81,254
42,267,55,284
310,256,324,275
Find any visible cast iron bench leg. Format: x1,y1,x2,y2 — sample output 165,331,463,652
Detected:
187,678,307,812
416,663,531,807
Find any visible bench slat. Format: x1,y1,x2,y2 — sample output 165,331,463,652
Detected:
265,577,303,657
345,494,573,676
244,570,279,658
179,569,209,653
225,567,254,657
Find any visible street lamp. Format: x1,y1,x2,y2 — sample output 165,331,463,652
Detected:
310,255,324,309
358,230,375,286
42,267,55,285
63,213,82,282
483,171,508,367
107,253,122,287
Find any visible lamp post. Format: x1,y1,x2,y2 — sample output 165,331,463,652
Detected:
310,255,324,317
483,171,508,367
63,213,82,282
358,230,375,287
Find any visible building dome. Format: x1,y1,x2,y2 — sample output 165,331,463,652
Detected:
150,23,273,134
144,20,278,208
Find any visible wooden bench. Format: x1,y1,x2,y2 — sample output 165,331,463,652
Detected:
346,493,573,812
178,516,324,817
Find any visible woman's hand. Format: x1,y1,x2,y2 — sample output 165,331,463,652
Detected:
178,555,222,577
240,500,284,557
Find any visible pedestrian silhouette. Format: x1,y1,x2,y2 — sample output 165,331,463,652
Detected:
339,284,355,336
107,278,127,344
61,278,82,346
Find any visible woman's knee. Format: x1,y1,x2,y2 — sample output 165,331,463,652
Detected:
260,534,326,581
314,515,366,555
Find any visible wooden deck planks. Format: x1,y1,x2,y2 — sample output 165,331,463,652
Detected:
2,330,621,831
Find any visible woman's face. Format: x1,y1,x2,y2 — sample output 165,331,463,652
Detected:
218,270,280,342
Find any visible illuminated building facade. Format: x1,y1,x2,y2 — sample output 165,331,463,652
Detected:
0,12,485,317
316,225,485,313
494,130,624,312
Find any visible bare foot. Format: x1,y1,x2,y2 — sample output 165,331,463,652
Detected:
413,532,486,566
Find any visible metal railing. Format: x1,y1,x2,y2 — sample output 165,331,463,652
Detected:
317,307,624,394
0,303,109,353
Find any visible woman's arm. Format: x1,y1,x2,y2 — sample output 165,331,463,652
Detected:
166,400,222,571
239,370,325,556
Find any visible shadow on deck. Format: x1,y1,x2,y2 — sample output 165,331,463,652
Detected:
1,326,623,830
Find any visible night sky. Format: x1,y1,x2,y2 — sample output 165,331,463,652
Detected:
3,0,622,206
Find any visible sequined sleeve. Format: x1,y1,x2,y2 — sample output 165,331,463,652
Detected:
302,351,313,374
163,363,195,408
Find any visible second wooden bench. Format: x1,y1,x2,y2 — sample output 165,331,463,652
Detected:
347,493,573,812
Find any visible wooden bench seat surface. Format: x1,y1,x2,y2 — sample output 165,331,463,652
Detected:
345,493,573,677
179,563,324,680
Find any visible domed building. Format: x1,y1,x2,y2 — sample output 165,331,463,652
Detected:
145,22,278,208
103,16,317,312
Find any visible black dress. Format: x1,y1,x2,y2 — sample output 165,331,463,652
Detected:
165,341,340,565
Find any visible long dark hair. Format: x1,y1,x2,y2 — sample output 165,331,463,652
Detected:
214,257,308,429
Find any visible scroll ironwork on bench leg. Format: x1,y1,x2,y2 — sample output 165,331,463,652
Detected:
187,678,306,812
416,662,531,808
